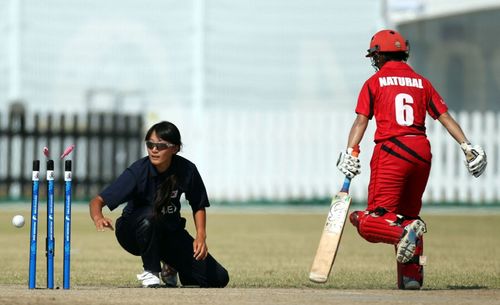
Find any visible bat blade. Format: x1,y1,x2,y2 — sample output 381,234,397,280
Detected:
310,144,359,284
309,191,353,283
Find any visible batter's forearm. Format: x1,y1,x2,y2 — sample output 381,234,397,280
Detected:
347,114,369,149
438,112,469,144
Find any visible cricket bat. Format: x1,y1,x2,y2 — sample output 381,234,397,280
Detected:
309,145,360,283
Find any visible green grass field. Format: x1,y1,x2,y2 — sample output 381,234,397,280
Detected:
0,205,499,290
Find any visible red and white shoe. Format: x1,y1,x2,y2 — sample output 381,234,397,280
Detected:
396,219,426,263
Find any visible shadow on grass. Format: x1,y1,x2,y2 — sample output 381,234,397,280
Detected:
446,285,488,290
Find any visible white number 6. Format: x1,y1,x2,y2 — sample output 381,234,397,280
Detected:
395,93,414,126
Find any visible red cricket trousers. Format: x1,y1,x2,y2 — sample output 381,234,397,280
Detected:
367,135,432,218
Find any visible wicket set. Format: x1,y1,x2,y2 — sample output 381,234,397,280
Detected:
29,159,72,289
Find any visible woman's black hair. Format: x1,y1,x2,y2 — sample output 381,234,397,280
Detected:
145,121,182,146
145,121,182,218
380,51,409,62
371,51,409,71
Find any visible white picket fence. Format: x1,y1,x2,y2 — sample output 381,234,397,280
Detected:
152,109,500,205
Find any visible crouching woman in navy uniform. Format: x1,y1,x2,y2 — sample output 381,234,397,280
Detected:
89,121,229,288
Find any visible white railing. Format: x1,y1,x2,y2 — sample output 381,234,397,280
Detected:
425,112,499,204
153,109,499,205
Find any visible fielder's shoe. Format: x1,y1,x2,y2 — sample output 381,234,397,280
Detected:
136,270,161,288
396,220,427,264
160,262,178,287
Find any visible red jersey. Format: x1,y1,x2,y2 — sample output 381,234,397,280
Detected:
355,61,448,142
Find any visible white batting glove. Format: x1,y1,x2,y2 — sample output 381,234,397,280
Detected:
336,148,361,179
460,142,487,178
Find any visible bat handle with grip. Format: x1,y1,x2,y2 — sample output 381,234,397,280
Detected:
340,144,360,193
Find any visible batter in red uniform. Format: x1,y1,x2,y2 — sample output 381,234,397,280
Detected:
336,29,487,290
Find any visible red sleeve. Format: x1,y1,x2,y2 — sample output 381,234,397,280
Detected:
426,80,448,119
355,80,374,119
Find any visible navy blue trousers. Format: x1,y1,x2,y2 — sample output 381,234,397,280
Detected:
115,211,229,287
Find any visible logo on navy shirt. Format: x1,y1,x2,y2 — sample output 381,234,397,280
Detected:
161,189,179,215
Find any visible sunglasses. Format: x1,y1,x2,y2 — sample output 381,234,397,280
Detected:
145,140,176,150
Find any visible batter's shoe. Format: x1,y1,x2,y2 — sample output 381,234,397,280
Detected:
136,270,161,288
160,262,178,287
396,220,426,264
402,277,421,290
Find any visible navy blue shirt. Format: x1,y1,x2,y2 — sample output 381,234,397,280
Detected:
100,155,210,230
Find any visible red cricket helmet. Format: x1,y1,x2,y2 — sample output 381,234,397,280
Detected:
366,29,410,57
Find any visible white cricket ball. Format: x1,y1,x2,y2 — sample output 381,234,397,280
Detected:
12,215,25,228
